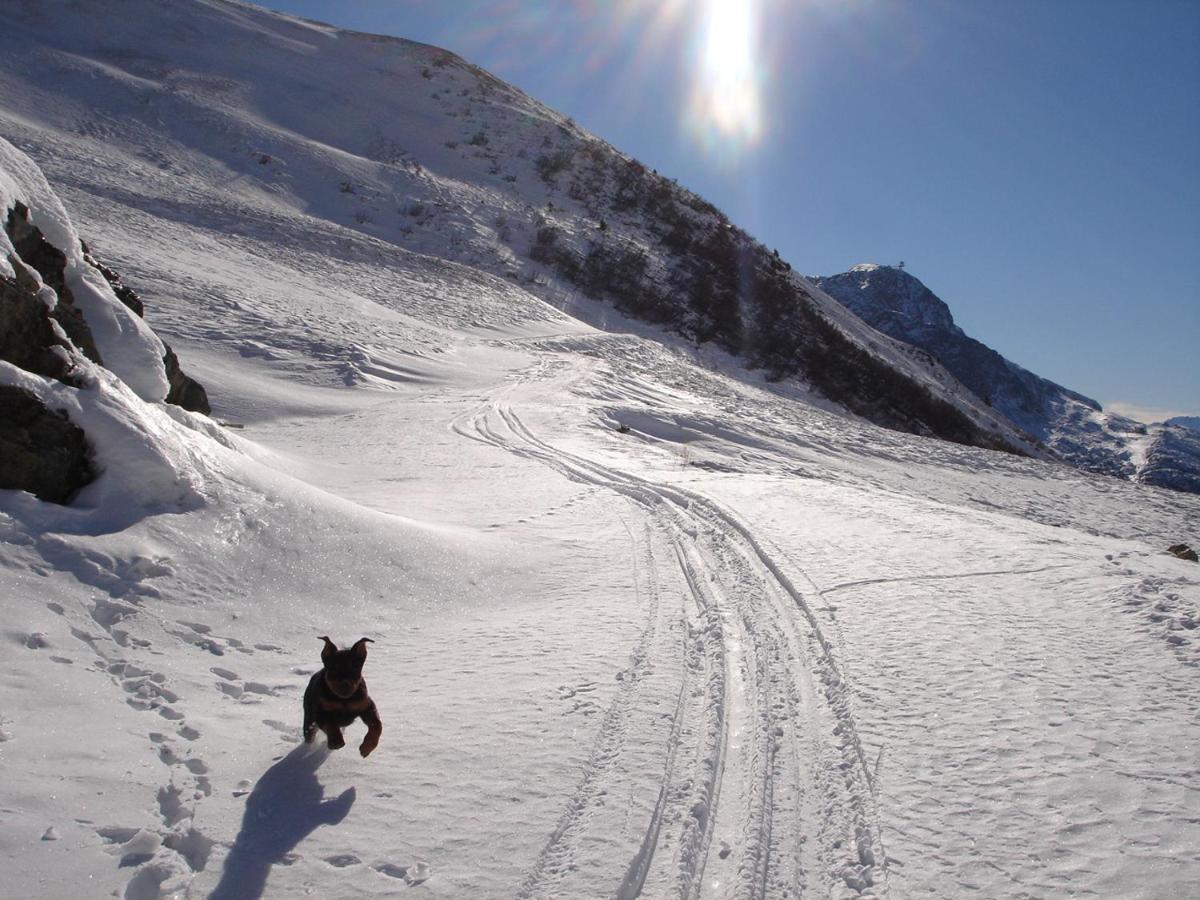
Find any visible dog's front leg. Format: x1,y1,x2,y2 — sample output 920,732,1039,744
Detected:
359,703,382,758
323,723,346,750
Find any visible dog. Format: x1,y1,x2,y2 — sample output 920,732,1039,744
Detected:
302,636,382,758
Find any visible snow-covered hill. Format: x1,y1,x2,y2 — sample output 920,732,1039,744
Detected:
1,2,1198,899
814,264,1200,493
0,0,1037,457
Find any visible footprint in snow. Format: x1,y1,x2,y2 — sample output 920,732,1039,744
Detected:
324,854,361,868
374,861,431,886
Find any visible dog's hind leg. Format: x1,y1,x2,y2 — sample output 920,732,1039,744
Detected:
359,703,382,758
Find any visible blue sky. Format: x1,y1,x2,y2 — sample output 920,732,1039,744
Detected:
261,0,1199,421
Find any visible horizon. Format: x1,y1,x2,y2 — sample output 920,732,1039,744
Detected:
261,0,1199,421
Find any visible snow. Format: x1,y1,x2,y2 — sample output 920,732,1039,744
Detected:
0,138,169,401
1,2,1198,898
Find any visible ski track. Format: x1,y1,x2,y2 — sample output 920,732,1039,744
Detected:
449,356,888,898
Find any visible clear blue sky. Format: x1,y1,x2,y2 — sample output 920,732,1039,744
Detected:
260,0,1199,421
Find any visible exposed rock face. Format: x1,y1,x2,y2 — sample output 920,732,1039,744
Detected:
0,258,79,384
82,242,144,316
1168,544,1198,563
1,189,209,504
163,343,211,414
813,264,1200,494
0,383,95,503
0,247,95,502
5,202,103,365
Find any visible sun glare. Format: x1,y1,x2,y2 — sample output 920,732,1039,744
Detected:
688,0,764,161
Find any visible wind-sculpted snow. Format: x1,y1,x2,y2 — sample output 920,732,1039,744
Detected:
0,3,1198,899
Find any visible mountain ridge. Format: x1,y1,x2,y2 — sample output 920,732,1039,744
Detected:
813,263,1200,493
0,0,1037,458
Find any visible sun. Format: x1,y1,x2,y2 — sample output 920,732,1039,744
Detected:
687,0,765,159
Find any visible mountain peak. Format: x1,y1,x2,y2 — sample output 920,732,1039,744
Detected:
816,264,960,334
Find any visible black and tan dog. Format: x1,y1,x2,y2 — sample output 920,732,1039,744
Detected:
303,636,382,758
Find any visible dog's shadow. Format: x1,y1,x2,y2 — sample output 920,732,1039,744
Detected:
208,744,355,900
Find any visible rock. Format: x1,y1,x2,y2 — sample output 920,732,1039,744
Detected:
0,384,95,503
0,260,80,385
1168,544,1198,563
81,241,144,316
163,343,211,414
5,202,103,365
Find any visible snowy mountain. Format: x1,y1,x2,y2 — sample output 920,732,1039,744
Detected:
814,263,1200,493
0,0,1036,458
1,2,1198,899
1167,415,1200,432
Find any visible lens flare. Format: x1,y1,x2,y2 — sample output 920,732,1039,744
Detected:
687,0,765,162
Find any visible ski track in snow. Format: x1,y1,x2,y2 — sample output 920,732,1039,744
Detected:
450,356,888,898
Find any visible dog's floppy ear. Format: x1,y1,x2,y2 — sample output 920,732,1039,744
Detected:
319,635,338,662
351,637,374,659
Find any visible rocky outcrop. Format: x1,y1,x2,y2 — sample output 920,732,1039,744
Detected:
82,242,143,316
0,243,95,502
1168,544,1198,563
1,188,209,504
812,265,1096,443
0,383,95,503
162,343,210,414
6,202,103,365
0,256,80,385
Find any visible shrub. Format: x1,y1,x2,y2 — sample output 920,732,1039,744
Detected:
535,149,573,182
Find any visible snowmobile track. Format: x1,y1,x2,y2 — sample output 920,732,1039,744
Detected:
451,385,889,897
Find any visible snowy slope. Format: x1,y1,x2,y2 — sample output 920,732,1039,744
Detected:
0,0,1034,457
813,263,1200,493
1,3,1199,899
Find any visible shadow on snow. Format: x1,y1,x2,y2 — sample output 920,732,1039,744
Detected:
209,744,355,899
